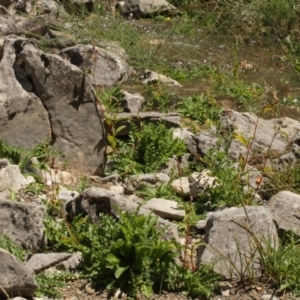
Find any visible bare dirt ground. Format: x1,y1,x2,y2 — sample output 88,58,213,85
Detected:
59,278,298,300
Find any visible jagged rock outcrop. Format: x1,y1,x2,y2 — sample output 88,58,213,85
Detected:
195,109,300,168
0,37,106,175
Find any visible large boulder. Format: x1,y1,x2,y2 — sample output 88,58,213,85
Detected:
267,191,300,236
197,206,278,279
0,198,46,250
0,249,37,298
60,43,133,87
0,37,106,175
195,110,300,167
0,37,50,148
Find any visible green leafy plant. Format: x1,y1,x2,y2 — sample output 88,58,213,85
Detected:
95,86,124,112
105,113,127,152
0,138,60,172
166,263,222,299
177,94,221,126
143,84,178,112
110,122,186,176
0,140,23,165
44,207,221,298
45,209,178,298
0,233,26,262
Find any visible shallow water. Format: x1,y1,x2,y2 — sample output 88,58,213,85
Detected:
128,18,300,119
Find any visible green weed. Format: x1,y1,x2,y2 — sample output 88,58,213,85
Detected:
77,176,92,193
0,233,26,262
0,138,60,173
35,272,77,298
196,149,248,211
95,86,124,112
177,94,222,126
44,208,220,298
142,84,179,112
227,215,300,296
110,122,186,177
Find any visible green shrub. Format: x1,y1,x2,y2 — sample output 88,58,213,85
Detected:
110,122,186,176
44,208,220,298
45,210,177,298
142,84,179,112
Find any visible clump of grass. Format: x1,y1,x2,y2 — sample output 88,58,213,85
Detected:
261,162,300,199
258,232,300,296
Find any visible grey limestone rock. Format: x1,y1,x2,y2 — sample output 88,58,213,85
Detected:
122,0,177,18
60,43,133,87
0,248,37,298
12,39,106,175
197,206,278,279
26,253,72,273
0,198,46,250
267,191,300,236
141,198,185,221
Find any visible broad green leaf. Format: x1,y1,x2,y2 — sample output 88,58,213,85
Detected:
106,253,120,265
114,266,129,279
141,283,153,297
114,125,126,135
